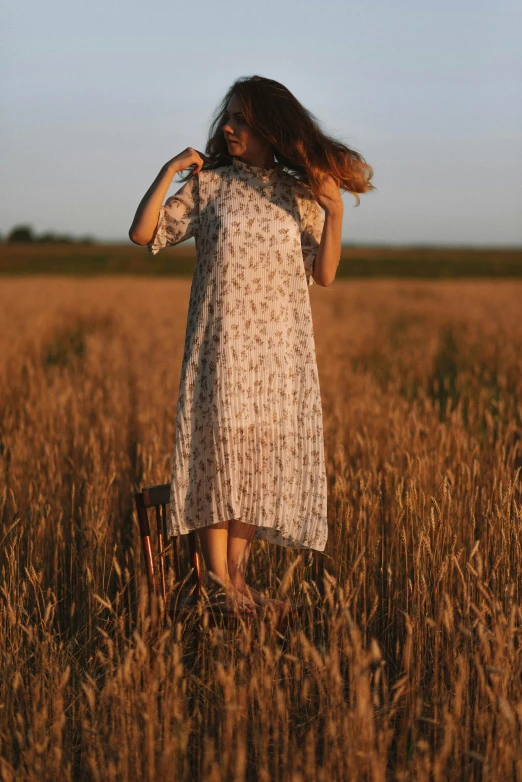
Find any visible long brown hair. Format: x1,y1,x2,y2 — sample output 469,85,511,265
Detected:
178,75,375,206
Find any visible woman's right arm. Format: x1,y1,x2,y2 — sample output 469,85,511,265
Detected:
128,148,207,246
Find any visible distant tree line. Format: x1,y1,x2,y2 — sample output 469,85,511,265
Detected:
1,225,96,244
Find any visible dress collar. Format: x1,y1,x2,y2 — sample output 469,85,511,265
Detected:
231,156,281,181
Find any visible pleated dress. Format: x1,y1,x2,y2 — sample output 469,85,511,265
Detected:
148,156,328,550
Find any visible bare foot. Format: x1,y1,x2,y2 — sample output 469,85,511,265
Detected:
233,582,288,610
206,584,257,615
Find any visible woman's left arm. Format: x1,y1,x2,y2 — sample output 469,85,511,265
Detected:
314,175,344,287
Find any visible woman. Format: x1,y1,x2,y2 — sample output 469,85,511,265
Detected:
129,75,374,615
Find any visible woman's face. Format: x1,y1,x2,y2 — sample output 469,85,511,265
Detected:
222,93,272,162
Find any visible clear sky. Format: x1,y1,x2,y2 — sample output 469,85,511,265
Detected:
1,0,521,246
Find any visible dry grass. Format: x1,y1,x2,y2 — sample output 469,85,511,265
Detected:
0,276,521,781
1,242,522,278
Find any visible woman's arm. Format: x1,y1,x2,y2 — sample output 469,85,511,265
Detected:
313,176,344,287
128,163,180,245
128,147,206,246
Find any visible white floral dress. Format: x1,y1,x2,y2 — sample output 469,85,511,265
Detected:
148,156,328,550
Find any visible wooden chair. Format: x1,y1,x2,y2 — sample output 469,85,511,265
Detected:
134,482,202,621
134,481,326,625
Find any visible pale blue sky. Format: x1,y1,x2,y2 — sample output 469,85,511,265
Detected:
1,0,521,246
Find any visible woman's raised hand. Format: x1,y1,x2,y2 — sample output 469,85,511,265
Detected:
165,147,209,176
315,173,344,215
129,148,209,245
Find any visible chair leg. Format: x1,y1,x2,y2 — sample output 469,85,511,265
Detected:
172,534,181,583
312,550,325,598
188,531,203,597
155,505,167,605
135,492,157,599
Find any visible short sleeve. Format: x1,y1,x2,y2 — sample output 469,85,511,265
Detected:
147,174,200,255
300,197,324,287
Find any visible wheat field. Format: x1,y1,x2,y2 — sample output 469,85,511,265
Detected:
1,276,521,781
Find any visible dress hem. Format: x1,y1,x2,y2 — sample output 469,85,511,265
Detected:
167,515,327,552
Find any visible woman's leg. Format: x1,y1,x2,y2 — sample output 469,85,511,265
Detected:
227,520,287,608
227,519,255,590
197,519,230,587
197,519,256,612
